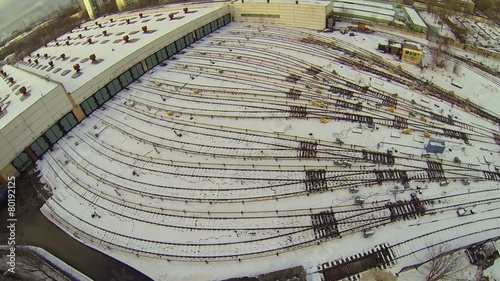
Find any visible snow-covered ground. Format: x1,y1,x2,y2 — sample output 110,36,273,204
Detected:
419,11,456,40
450,16,500,54
36,22,500,280
322,24,500,114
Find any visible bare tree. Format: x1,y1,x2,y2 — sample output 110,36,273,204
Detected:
421,244,462,281
429,39,451,69
2,237,69,281
453,63,461,75
13,247,60,281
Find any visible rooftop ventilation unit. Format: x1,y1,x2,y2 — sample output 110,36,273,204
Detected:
126,19,130,24
48,61,54,67
142,26,148,33
123,35,130,43
34,59,39,65
169,13,175,20
139,13,143,18
19,86,28,95
89,54,97,63
78,34,83,39
8,77,15,84
183,7,188,13
87,38,93,44
110,18,114,22
103,30,108,36
73,64,81,73
44,53,48,58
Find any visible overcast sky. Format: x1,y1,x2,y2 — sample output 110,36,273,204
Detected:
0,0,74,40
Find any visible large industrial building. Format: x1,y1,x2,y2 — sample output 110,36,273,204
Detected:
1,0,500,280
0,1,341,184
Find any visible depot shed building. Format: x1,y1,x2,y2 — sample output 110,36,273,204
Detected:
0,3,232,183
0,0,342,183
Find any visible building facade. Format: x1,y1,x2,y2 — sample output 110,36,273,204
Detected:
116,0,140,11
401,42,423,65
83,0,112,19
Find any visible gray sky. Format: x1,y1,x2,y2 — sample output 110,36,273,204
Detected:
0,0,74,40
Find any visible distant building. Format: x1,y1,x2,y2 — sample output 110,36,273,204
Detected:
402,6,427,33
401,41,423,65
83,0,112,19
116,0,140,11
76,0,86,9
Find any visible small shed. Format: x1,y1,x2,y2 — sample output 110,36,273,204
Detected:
426,138,445,154
402,42,423,65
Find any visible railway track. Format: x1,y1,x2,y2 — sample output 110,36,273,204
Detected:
36,22,500,274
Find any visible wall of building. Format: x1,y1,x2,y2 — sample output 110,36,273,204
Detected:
84,0,100,20
116,0,139,12
0,84,70,171
401,48,422,64
4,8,233,182
325,1,335,15
231,2,328,30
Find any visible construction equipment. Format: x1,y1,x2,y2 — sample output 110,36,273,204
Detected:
357,22,374,34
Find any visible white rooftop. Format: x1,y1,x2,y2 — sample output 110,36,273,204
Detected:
403,41,422,50
333,2,395,17
240,0,332,6
403,6,426,28
335,0,394,10
14,4,224,94
0,64,59,130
